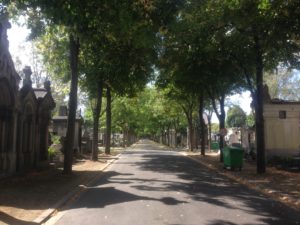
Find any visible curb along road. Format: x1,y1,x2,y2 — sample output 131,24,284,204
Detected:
181,152,300,213
35,154,121,225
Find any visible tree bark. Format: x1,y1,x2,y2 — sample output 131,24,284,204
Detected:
182,106,194,151
254,36,266,174
122,127,126,147
207,114,212,150
210,93,226,162
91,81,103,161
105,86,112,154
172,118,179,147
174,129,177,147
188,117,194,151
64,34,80,174
219,94,226,162
167,126,170,146
199,94,205,156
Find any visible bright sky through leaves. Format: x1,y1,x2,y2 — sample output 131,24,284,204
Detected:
7,19,31,66
6,20,252,123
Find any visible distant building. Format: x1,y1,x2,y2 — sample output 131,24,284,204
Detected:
52,106,83,153
226,128,241,146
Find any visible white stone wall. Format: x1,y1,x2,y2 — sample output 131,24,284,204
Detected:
264,103,300,157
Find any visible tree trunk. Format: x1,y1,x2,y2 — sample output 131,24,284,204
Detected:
122,127,126,147
174,130,177,147
64,35,80,174
210,94,226,162
183,108,194,151
105,86,111,154
91,81,103,161
219,94,226,162
208,115,212,150
199,94,205,156
254,36,266,174
188,118,194,151
167,126,170,146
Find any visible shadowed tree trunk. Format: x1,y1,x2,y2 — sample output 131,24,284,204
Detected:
187,116,194,151
199,94,205,156
166,125,170,146
182,105,194,151
91,81,103,161
172,118,179,148
123,127,129,147
210,93,226,162
230,47,265,174
64,35,80,174
219,95,226,162
105,86,111,154
207,112,212,150
254,35,266,174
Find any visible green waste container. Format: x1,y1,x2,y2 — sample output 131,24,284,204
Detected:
223,146,244,170
211,142,219,151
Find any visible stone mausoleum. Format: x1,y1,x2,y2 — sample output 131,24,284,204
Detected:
52,106,83,154
0,17,55,178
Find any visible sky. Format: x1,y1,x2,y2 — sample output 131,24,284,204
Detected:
7,19,31,66
7,21,253,123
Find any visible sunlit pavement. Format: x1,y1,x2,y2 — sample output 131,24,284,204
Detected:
47,140,300,225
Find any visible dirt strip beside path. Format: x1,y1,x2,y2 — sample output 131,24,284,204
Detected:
183,151,300,212
0,151,121,225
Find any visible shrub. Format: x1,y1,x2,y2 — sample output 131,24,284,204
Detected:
48,134,61,161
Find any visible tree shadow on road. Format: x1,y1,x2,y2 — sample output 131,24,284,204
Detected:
58,152,299,225
67,185,187,209
63,170,187,210
206,217,290,225
131,152,300,225
0,170,132,222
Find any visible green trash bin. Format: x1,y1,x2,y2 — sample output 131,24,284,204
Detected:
211,142,219,151
223,146,244,170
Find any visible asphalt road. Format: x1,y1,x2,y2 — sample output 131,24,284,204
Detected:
51,140,300,225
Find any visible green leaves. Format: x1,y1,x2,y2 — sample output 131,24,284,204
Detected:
258,0,271,10
0,3,7,18
111,87,187,137
226,105,247,127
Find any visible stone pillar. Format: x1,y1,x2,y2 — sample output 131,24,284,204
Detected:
22,66,32,88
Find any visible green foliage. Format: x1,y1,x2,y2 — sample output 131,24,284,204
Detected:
35,26,70,82
211,123,220,134
6,0,300,165
0,3,7,17
264,69,300,101
246,113,255,128
48,134,60,160
83,106,93,127
108,87,187,138
226,105,246,127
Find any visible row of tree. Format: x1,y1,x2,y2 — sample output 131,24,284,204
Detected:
155,0,300,174
3,0,185,174
3,1,300,174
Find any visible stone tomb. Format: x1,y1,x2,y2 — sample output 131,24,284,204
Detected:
0,17,55,177
52,106,83,154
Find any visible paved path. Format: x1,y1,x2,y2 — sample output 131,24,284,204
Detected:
49,140,300,225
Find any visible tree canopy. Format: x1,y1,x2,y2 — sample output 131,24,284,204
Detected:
4,0,300,174
226,105,247,128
